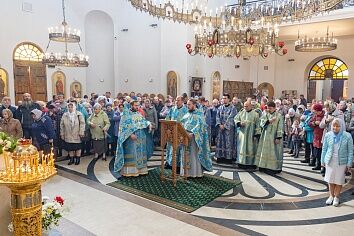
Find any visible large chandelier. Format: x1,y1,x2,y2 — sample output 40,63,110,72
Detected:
128,0,346,29
42,0,89,67
186,24,287,59
295,27,338,52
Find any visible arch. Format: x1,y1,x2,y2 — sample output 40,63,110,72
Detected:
257,82,274,98
52,71,66,97
0,68,9,100
12,41,47,104
308,57,349,80
13,42,44,62
211,71,221,99
305,56,349,102
167,71,178,98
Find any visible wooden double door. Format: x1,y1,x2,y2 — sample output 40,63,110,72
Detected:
13,61,47,104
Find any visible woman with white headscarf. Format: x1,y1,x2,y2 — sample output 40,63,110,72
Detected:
321,118,353,206
60,102,85,165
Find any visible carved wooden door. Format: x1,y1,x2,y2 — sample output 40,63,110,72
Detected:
14,61,47,104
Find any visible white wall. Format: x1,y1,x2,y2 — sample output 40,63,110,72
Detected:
85,10,114,95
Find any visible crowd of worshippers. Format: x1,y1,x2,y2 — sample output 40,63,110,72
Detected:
0,91,352,204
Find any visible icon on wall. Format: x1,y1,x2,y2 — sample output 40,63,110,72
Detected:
70,81,82,99
0,68,9,100
52,71,66,97
167,71,178,98
191,77,203,97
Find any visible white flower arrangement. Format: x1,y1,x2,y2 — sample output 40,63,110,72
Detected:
8,196,67,232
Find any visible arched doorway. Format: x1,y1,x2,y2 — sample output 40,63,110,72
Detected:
257,82,274,98
13,42,47,104
307,57,349,102
211,71,221,99
167,71,178,98
0,68,9,100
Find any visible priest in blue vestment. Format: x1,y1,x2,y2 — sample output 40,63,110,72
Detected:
165,96,188,169
179,99,213,177
215,94,237,163
114,101,153,177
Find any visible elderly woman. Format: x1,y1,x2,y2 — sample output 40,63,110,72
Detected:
88,103,110,161
322,118,353,206
60,102,85,165
0,109,23,138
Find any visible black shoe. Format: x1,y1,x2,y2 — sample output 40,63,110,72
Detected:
75,156,80,165
309,160,316,166
164,162,172,169
68,157,74,165
301,159,310,163
312,166,321,170
287,151,293,154
320,167,326,174
102,155,107,161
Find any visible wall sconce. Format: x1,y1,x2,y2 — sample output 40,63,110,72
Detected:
99,79,104,82
149,24,158,28
121,29,128,32
203,78,206,83
148,78,153,83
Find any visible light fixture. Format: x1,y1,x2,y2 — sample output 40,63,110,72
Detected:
295,27,338,52
42,0,89,67
128,0,346,30
186,26,287,59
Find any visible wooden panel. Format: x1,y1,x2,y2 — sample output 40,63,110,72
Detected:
307,80,316,102
14,62,47,104
223,81,253,101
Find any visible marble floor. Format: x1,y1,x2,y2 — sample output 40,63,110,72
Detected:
1,148,353,236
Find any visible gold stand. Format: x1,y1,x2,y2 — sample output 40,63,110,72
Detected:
0,140,56,236
10,183,42,236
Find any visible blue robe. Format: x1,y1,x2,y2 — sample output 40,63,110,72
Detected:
114,110,153,176
180,110,213,175
215,104,237,161
165,105,188,166
105,110,115,144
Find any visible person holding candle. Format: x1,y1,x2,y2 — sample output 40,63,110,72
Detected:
60,102,85,165
0,109,23,139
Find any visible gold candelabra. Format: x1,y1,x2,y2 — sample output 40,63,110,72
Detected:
0,139,57,236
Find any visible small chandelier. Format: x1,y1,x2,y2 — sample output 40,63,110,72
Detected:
186,26,287,59
42,0,89,67
295,27,338,52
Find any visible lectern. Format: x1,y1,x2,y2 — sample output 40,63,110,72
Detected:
160,120,190,187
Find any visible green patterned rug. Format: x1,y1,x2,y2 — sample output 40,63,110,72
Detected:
107,168,241,213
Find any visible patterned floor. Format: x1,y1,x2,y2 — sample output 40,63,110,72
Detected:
55,148,354,236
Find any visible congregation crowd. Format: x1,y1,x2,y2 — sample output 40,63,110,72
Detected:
0,91,353,206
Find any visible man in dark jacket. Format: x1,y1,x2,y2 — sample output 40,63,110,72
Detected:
14,93,40,138
0,97,16,118
31,109,55,155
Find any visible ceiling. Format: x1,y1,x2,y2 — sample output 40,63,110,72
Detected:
279,17,354,41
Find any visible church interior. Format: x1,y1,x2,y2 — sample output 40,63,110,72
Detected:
1,0,354,235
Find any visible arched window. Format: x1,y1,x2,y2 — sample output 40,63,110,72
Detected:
309,58,349,80
13,42,43,62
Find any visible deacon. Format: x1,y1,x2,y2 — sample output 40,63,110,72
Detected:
215,94,237,163
180,99,213,177
234,101,260,169
256,101,284,175
114,101,153,177
165,96,188,169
